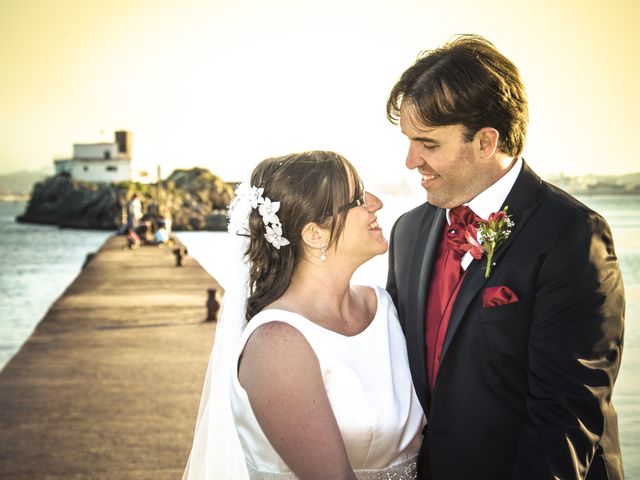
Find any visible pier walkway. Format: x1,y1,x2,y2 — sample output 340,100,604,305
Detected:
0,236,220,479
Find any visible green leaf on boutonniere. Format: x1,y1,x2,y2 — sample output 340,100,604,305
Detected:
477,206,514,278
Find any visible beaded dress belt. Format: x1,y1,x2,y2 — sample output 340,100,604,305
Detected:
247,455,418,480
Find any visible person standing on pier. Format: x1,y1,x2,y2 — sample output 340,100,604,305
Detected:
127,193,143,229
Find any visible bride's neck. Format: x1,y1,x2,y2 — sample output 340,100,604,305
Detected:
280,259,357,321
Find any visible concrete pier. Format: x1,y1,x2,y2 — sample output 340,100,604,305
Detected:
0,236,220,479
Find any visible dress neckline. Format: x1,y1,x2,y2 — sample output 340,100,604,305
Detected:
257,285,382,339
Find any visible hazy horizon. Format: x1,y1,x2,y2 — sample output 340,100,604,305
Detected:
1,163,640,186
1,0,638,186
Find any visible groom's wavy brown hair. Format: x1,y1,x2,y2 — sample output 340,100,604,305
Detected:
387,34,529,158
243,151,361,321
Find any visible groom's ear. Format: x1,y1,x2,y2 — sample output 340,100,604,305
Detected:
300,222,328,250
476,127,500,159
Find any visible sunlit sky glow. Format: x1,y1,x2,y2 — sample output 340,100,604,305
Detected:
1,0,638,185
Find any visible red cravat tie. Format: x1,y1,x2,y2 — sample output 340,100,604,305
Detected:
425,205,479,390
441,205,479,299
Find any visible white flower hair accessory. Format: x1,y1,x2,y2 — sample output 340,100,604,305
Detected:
227,182,290,249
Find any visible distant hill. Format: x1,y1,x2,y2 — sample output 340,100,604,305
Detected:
590,172,640,184
550,171,640,183
0,167,52,195
554,172,640,183
546,171,640,195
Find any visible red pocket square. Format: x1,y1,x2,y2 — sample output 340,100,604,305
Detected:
483,286,519,308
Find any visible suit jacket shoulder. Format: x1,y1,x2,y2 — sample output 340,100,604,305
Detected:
534,180,615,250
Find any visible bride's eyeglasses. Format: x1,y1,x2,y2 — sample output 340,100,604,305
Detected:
336,181,367,213
323,181,367,217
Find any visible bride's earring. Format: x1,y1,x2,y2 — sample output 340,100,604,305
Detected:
320,244,327,262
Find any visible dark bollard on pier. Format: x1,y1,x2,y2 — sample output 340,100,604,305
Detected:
206,288,221,322
173,245,188,266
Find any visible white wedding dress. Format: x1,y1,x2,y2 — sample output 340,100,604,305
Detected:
230,286,424,479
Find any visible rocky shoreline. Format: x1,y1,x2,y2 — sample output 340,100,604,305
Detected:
16,168,234,231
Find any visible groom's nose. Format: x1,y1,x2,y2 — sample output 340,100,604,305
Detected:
405,142,423,170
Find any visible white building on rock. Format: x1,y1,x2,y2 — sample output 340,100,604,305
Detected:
54,131,149,183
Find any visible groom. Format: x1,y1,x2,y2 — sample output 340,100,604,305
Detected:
386,35,625,479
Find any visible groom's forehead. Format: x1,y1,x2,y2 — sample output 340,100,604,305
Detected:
399,104,435,134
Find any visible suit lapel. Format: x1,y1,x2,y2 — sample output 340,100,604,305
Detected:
439,162,543,363
407,205,445,410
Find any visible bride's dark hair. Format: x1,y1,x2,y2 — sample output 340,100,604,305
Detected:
244,151,361,321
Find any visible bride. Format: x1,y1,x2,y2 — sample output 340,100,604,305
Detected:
183,151,424,479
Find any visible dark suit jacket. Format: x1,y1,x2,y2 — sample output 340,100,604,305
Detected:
387,162,625,479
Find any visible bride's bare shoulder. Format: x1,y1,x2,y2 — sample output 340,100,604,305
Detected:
245,320,310,355
239,320,319,390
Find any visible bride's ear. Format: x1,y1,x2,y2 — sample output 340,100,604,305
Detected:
300,222,328,250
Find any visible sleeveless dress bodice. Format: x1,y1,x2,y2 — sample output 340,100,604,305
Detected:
230,286,424,479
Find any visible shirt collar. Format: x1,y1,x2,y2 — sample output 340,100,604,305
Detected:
446,157,523,224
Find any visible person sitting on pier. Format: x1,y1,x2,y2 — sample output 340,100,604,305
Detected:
183,151,424,479
154,221,170,246
122,227,140,250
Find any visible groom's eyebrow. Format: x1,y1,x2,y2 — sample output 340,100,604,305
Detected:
412,135,438,143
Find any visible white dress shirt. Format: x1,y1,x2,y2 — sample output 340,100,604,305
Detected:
446,157,523,270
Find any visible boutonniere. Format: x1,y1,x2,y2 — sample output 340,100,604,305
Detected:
462,206,514,278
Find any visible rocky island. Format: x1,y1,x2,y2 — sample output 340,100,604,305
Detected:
16,168,235,231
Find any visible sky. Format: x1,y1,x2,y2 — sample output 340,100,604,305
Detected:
1,0,639,186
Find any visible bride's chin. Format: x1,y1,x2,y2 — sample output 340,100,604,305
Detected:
375,238,389,255
362,243,389,262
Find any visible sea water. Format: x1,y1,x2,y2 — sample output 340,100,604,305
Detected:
0,201,110,369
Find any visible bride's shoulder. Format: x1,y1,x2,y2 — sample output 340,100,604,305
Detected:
239,318,319,386
245,319,309,351
244,310,308,348
243,306,316,354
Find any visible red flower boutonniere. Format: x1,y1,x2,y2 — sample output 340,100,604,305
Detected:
475,206,514,278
